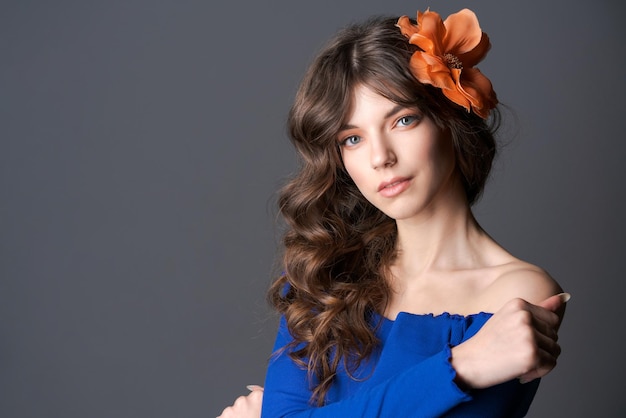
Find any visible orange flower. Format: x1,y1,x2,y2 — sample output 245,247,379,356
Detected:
397,9,498,118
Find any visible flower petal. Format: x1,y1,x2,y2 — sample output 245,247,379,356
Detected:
442,87,472,113
443,68,472,111
409,33,435,54
457,33,491,67
416,9,447,56
409,52,455,90
396,16,418,38
397,16,437,53
459,68,498,118
442,9,483,55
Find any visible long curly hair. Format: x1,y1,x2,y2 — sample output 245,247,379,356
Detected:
268,16,499,405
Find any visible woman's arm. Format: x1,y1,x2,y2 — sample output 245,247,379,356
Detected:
262,325,470,418
217,386,264,418
451,293,568,389
261,293,568,418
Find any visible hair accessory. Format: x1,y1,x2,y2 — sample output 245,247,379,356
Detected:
396,8,498,119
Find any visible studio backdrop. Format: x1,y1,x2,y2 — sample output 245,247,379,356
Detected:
1,1,624,417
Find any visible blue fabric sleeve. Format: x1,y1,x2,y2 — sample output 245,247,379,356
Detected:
260,316,472,418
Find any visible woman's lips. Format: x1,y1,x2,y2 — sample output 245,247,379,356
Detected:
378,177,411,198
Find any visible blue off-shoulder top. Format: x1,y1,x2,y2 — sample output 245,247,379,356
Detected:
261,311,539,417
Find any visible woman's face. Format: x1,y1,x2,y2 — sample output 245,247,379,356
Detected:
338,85,459,221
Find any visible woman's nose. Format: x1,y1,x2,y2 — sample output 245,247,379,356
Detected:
370,134,397,169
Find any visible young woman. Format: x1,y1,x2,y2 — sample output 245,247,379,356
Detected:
219,7,568,418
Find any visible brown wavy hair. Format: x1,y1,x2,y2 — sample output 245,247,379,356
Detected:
268,16,499,405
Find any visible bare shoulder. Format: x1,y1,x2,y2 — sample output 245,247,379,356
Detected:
481,260,563,312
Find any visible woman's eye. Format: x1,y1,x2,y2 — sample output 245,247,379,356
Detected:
397,115,419,127
340,135,361,147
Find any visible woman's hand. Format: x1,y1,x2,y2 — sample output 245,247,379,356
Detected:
217,385,264,418
451,293,569,390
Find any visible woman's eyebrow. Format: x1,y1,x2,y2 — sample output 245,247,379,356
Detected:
384,104,407,119
338,105,408,132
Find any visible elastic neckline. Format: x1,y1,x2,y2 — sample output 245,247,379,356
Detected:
379,310,493,323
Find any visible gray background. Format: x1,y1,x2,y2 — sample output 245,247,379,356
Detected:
1,0,624,417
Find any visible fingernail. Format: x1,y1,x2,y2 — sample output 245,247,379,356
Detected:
246,385,263,391
557,292,571,303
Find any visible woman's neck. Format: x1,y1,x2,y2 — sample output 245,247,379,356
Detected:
393,189,489,279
